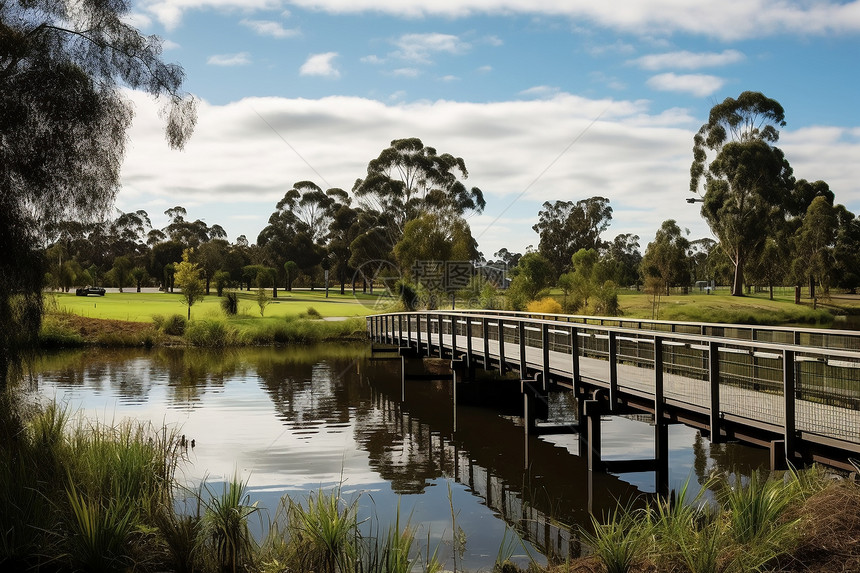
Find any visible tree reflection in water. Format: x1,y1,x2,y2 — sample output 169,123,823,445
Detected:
29,344,769,567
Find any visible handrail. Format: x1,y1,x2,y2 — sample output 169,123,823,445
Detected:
369,309,860,351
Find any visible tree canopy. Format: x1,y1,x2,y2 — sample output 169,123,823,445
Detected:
532,197,612,278
1,0,196,385
690,92,793,296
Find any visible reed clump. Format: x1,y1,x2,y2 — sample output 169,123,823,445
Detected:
575,467,860,573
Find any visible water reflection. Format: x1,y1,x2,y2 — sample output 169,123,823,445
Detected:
28,345,769,568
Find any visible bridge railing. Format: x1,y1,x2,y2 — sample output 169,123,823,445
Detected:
367,311,860,459
414,308,860,351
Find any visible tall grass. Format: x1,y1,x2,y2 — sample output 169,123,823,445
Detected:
580,505,652,573
65,477,139,573
185,317,239,347
200,475,261,573
284,487,360,572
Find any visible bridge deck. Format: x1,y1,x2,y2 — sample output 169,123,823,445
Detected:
368,311,860,469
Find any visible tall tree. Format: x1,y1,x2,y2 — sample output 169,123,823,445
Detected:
641,220,691,296
603,233,642,288
690,91,794,296
532,197,612,278
353,138,485,248
1,0,195,385
792,195,838,305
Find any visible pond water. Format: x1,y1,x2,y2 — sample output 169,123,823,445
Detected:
26,344,769,569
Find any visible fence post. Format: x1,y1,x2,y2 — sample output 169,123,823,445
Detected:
483,317,490,369
437,315,444,358
519,321,527,376
608,331,618,412
465,316,473,370
709,341,721,443
416,314,422,353
406,313,412,348
541,323,550,390
571,326,580,395
426,313,433,355
498,319,506,374
783,349,796,464
398,315,403,346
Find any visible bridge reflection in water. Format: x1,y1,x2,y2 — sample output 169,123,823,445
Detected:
360,350,765,562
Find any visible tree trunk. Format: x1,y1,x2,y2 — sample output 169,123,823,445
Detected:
731,252,745,296
809,276,815,301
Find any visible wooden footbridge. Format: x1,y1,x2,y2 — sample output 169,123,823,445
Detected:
366,310,860,477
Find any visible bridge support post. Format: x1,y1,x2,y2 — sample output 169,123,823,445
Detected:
583,399,603,472
465,317,475,379
770,440,788,471
522,374,548,435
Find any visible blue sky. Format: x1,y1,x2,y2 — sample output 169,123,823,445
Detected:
119,0,860,259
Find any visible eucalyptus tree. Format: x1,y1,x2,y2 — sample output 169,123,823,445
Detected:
641,220,691,296
690,92,794,296
792,196,838,304
353,138,485,249
603,233,642,288
1,0,195,385
532,197,612,278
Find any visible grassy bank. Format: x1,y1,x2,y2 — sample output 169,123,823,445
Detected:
615,290,838,326
3,395,858,572
40,289,374,348
49,289,381,323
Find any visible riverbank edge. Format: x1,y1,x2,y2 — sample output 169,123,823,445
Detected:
38,312,368,349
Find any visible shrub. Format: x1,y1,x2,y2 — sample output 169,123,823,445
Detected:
221,292,239,316
304,307,322,319
184,319,237,347
526,297,563,314
156,314,187,336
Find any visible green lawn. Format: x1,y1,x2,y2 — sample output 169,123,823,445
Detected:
49,289,392,323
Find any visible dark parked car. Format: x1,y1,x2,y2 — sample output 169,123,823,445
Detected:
75,286,106,296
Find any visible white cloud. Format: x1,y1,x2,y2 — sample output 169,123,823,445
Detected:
300,52,341,77
646,73,725,97
240,19,300,38
207,52,252,66
118,90,729,256
280,0,860,40
118,92,860,260
439,75,459,82
392,67,420,77
519,85,561,99
393,33,470,64
361,55,385,64
631,49,745,70
477,65,493,73
161,39,181,51
122,11,152,29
